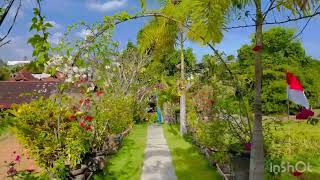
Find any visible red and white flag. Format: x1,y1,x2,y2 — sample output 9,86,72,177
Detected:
286,71,309,109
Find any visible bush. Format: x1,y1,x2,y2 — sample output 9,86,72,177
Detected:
8,92,134,178
96,95,133,134
9,97,89,178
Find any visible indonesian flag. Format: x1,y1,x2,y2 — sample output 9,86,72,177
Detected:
286,71,309,109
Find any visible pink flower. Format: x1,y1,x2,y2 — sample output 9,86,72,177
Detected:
79,122,85,127
84,98,90,106
15,155,20,161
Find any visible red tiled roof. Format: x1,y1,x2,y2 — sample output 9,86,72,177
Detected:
11,70,38,81
0,81,60,109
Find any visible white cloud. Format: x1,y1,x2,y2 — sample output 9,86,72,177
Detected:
46,20,63,30
77,29,92,39
49,32,63,45
87,0,127,12
76,29,98,39
0,36,33,61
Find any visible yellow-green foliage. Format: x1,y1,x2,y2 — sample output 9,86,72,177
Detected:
264,119,320,177
97,95,134,134
10,97,89,178
7,94,134,178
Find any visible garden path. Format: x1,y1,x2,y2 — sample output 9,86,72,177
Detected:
141,125,177,180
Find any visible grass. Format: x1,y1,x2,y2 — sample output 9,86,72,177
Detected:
93,124,148,180
265,120,320,179
313,109,320,116
163,124,222,180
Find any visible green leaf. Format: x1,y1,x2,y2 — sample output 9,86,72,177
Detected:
45,22,53,28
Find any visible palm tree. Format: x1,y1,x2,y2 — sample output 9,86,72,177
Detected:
138,1,190,135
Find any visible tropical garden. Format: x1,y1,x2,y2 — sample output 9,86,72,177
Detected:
1,0,320,180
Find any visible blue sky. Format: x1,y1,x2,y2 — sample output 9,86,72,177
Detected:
0,0,320,61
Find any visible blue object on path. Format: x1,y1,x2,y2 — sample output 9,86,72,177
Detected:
157,106,163,123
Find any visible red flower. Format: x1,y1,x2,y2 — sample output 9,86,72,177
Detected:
69,115,77,120
85,125,92,131
79,122,85,127
79,99,84,104
15,155,20,161
252,45,263,52
293,170,303,177
84,116,94,122
96,91,104,96
296,108,315,120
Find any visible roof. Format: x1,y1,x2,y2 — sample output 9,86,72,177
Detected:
11,70,38,81
32,73,51,80
0,81,60,109
7,61,30,66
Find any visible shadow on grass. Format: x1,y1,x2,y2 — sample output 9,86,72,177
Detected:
93,124,147,180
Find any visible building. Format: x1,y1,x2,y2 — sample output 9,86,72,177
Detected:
0,70,64,109
0,81,60,109
6,61,31,66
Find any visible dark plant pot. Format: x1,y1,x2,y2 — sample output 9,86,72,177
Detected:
231,154,250,180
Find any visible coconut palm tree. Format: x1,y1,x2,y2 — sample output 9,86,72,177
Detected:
137,1,189,135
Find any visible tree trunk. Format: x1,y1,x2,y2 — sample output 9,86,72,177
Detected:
249,0,264,179
179,31,187,135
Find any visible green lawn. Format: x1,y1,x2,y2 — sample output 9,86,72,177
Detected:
93,124,148,180
265,120,320,179
163,125,222,180
314,109,320,116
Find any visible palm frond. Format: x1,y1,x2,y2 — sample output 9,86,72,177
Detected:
188,0,234,45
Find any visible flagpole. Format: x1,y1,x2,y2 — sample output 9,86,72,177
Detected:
286,71,291,156
287,98,290,121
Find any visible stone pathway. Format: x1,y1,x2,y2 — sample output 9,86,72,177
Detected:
141,125,177,180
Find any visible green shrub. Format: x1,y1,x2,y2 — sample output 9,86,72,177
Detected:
96,95,134,134
9,97,89,178
8,92,134,178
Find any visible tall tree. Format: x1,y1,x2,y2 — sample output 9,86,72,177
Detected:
137,0,320,178
138,0,190,135
179,31,187,134
233,0,319,179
